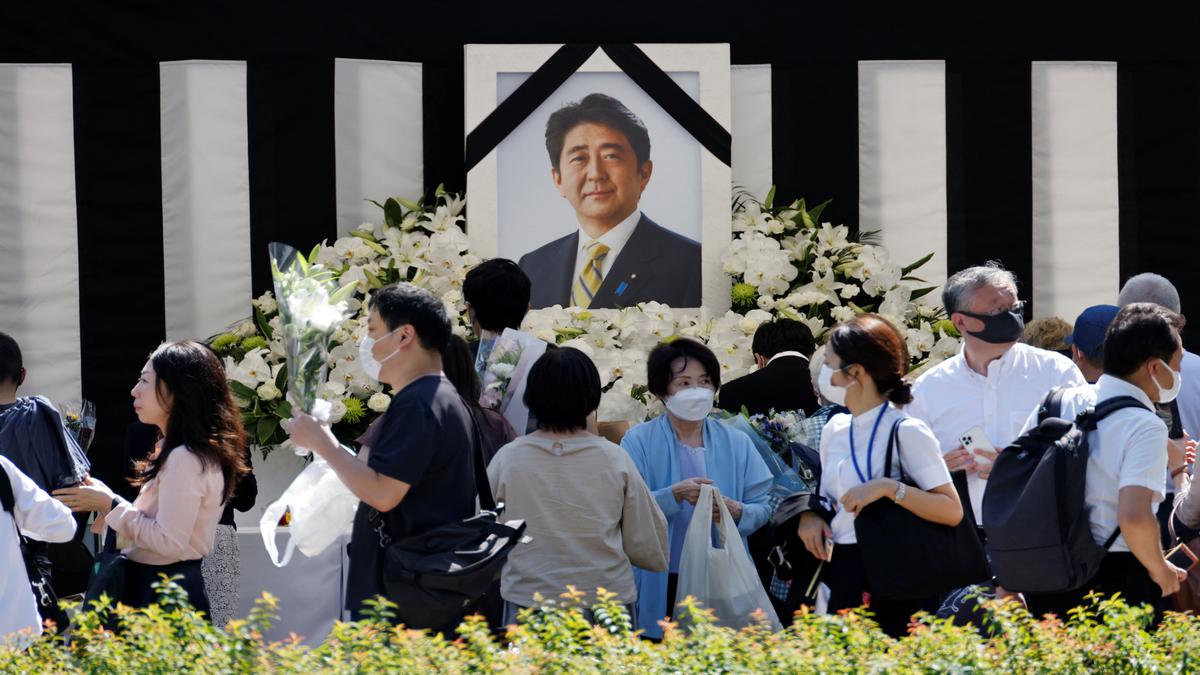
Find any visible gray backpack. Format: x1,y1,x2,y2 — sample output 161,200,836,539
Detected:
982,390,1148,593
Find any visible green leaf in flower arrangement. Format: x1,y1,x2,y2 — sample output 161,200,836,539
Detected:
229,380,258,402
256,417,279,446
366,198,385,210
910,286,938,302
763,185,776,210
383,198,403,228
901,251,936,276
309,243,323,267
397,197,422,212
274,366,288,392
273,399,293,419
254,306,273,340
807,199,832,226
434,182,446,198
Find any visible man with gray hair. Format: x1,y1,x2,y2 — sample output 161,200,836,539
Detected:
906,262,1086,528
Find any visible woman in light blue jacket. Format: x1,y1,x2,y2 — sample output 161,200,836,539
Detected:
622,338,772,639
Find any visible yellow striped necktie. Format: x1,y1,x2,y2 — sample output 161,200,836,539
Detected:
571,240,610,308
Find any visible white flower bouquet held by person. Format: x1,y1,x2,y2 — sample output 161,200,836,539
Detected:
268,241,356,456
479,328,548,433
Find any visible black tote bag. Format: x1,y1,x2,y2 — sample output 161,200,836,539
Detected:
370,398,526,630
854,419,989,601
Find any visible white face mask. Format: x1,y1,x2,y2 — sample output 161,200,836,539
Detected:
358,328,401,382
818,364,852,406
1153,358,1183,404
665,387,715,421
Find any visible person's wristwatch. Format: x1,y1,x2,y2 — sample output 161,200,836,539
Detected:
892,481,907,502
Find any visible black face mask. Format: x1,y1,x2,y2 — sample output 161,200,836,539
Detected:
958,308,1025,344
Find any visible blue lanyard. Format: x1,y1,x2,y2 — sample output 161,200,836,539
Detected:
849,403,889,484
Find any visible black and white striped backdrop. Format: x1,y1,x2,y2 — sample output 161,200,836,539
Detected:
3,3,1200,482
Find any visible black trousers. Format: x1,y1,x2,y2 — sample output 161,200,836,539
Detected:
824,544,940,638
121,559,211,616
1024,552,1160,620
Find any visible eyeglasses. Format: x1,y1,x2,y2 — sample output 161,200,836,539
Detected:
960,300,1025,318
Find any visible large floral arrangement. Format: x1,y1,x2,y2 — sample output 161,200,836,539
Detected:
210,187,958,453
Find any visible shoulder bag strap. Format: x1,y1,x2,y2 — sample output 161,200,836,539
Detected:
881,417,907,483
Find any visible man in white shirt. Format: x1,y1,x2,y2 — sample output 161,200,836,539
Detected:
519,93,702,309
1,455,76,646
1017,303,1190,617
906,262,1086,525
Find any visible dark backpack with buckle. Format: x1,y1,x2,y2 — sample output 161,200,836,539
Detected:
0,465,69,631
982,389,1150,593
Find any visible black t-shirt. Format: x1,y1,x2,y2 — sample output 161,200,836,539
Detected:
345,374,478,614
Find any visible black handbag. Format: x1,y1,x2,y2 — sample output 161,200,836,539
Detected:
854,418,990,601
368,398,527,630
82,526,128,611
0,468,69,631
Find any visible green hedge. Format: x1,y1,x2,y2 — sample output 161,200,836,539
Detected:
3,580,1200,673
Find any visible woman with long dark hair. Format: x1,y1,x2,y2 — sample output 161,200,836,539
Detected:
55,341,248,612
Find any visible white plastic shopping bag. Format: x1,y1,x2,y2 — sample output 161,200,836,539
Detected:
260,449,359,567
674,484,781,630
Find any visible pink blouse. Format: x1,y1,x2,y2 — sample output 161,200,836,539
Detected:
105,445,225,565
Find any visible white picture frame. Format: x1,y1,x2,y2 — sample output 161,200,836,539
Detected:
465,43,732,312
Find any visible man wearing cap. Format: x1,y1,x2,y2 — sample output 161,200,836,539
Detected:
1065,305,1120,384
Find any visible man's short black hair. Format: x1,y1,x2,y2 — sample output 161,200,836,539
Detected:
369,283,452,353
545,93,651,171
0,332,22,385
1103,303,1184,378
524,346,601,433
646,338,722,398
751,319,816,360
463,259,531,333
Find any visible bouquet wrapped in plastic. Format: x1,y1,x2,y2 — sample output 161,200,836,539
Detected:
60,399,97,451
269,242,355,455
478,328,547,434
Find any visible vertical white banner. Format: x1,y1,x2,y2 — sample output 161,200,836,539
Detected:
1031,62,1120,321
731,64,773,200
858,61,948,290
160,61,252,342
0,64,82,405
334,59,423,236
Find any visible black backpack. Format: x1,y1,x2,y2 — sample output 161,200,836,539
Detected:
982,389,1150,593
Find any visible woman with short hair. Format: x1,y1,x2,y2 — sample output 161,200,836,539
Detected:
621,337,774,639
488,346,668,626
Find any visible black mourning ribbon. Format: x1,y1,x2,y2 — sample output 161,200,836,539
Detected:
463,43,732,172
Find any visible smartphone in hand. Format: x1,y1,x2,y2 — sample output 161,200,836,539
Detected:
1167,542,1199,572
960,426,997,467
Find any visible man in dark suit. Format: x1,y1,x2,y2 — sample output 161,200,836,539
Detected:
519,93,701,309
718,318,819,417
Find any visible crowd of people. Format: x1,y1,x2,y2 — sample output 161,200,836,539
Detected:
5,259,1200,645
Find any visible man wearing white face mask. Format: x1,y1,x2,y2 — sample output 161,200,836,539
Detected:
620,338,773,639
288,283,479,630
1017,303,1189,618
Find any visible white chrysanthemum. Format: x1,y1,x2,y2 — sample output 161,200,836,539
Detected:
830,305,857,324
256,383,281,401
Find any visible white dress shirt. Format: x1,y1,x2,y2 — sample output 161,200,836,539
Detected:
818,403,952,544
906,342,1087,523
1,456,76,645
1176,349,1200,438
572,209,641,284
1018,375,1168,552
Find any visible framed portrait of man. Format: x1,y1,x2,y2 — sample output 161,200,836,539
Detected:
465,44,732,311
